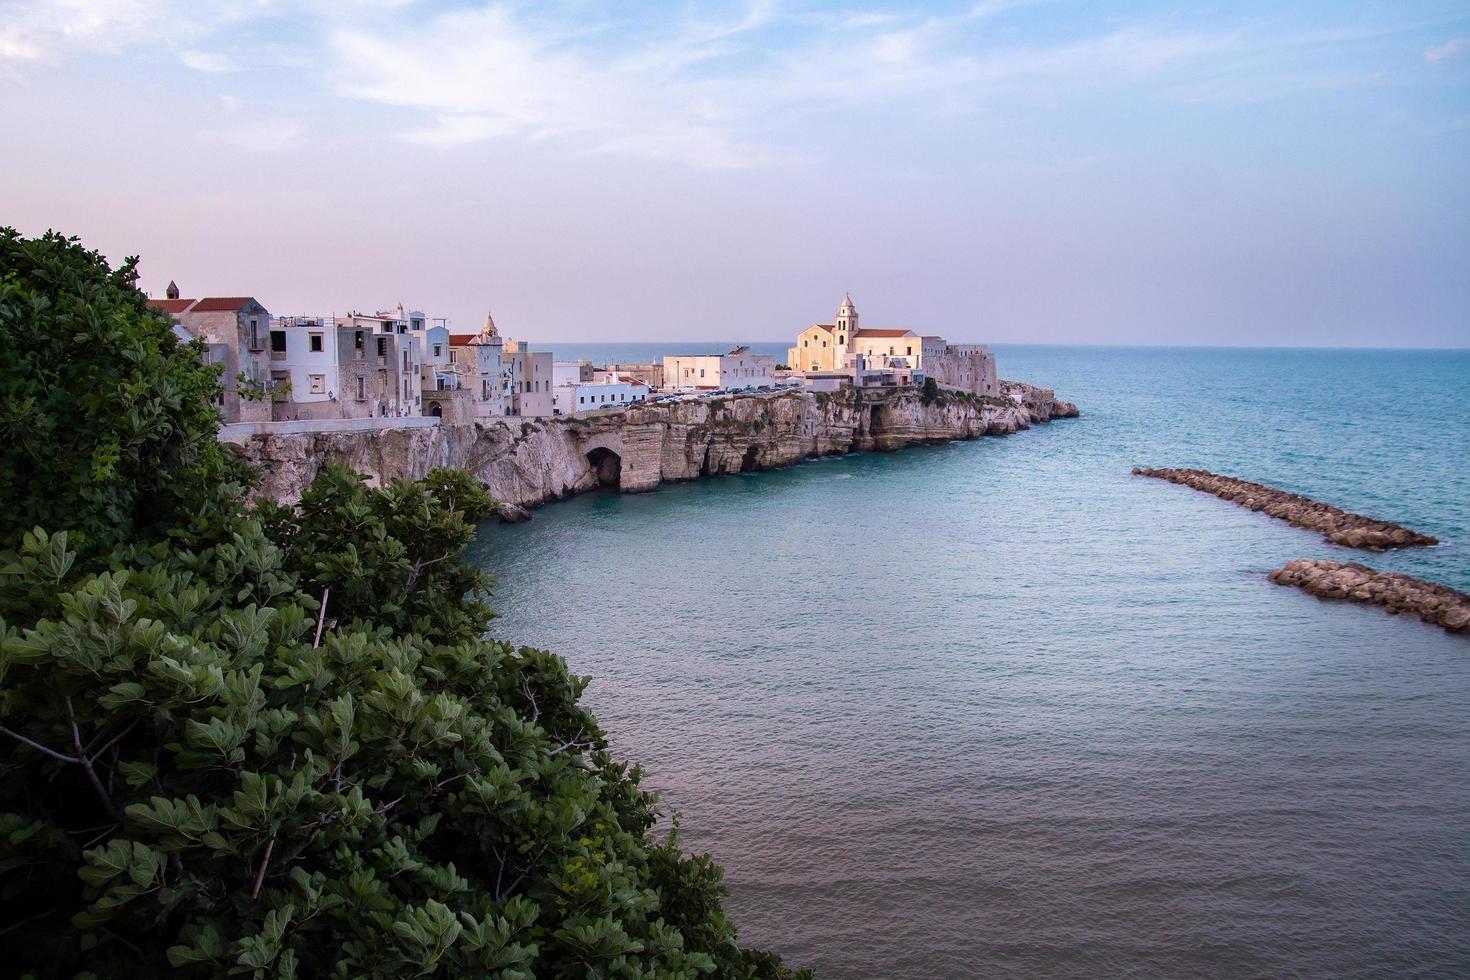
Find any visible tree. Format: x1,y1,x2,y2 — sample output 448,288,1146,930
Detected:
0,229,806,979
0,229,241,564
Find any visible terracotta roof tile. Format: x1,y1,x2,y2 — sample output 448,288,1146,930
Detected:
148,298,195,314
855,328,915,338
188,296,259,313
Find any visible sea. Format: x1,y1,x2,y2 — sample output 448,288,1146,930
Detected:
465,345,1470,979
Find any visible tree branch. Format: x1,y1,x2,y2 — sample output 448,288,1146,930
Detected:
251,837,275,899
66,696,116,817
0,724,80,765
312,587,330,648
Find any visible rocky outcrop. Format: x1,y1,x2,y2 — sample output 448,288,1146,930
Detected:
1269,559,1470,634
1131,467,1437,550
225,383,1077,513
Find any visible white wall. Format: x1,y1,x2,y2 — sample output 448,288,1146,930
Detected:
553,380,649,414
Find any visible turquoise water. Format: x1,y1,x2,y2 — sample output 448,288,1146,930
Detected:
468,346,1470,978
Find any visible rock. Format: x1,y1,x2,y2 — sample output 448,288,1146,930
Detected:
224,384,1079,515
497,503,533,523
1268,558,1470,635
1132,467,1437,550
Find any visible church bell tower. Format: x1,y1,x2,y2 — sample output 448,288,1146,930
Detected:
835,293,857,349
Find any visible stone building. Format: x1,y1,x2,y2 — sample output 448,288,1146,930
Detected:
434,314,510,421
149,286,272,423
262,308,426,420
787,295,997,395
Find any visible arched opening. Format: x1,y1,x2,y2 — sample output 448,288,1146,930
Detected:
740,445,760,473
429,402,443,418
869,404,882,432
586,447,622,488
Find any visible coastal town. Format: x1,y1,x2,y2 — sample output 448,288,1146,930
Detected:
147,288,1007,432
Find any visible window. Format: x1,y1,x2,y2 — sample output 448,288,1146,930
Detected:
699,369,705,378
433,344,442,357
355,331,364,349
838,335,844,344
309,374,326,394
377,337,387,356
270,331,286,353
822,341,827,348
309,332,324,352
355,377,365,400
907,346,913,355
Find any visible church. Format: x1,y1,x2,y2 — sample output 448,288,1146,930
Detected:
787,295,999,396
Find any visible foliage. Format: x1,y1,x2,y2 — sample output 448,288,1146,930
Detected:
0,228,241,564
0,230,807,978
919,377,942,406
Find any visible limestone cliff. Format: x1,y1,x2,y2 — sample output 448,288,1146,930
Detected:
225,382,1078,515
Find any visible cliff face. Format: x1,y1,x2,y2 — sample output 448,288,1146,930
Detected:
225,382,1078,514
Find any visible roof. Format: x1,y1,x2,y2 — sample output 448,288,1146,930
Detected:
148,298,195,315
808,323,835,333
188,296,258,313
855,328,915,338
447,333,481,346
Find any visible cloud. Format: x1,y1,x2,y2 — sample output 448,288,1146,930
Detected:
180,49,235,73
1424,37,1469,63
2,1,1459,169
324,2,784,168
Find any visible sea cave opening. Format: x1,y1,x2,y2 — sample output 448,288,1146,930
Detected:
586,447,622,489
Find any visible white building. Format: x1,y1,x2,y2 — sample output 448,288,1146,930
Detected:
553,360,594,387
267,315,342,411
663,345,777,392
553,377,650,415
503,339,553,417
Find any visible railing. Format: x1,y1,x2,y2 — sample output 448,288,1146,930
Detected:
219,416,441,438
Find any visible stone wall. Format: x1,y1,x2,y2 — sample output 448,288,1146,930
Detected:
223,382,1078,514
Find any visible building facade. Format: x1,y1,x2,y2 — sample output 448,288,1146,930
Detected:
148,285,272,423
552,377,650,415
786,295,997,395
664,346,777,391
503,340,553,417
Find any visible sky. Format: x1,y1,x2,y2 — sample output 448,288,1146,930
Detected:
1,1,1467,347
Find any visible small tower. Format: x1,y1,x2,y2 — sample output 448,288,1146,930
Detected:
835,293,857,348
166,280,180,300
482,311,499,338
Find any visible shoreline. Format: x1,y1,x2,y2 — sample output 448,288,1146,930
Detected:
226,381,1079,517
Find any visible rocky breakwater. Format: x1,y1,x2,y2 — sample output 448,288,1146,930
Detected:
1269,559,1470,634
1132,467,1438,550
225,381,1077,516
